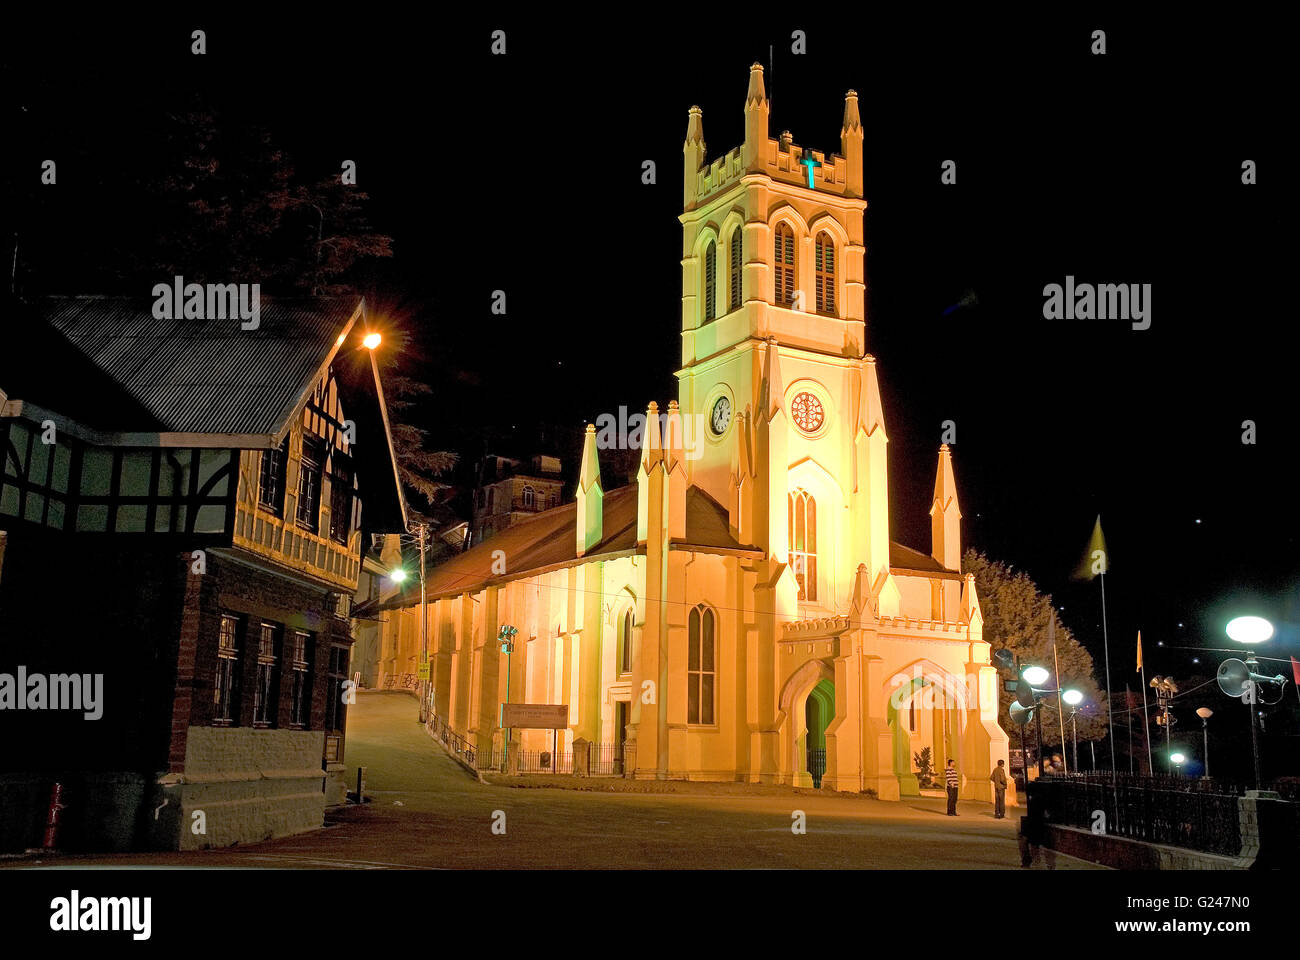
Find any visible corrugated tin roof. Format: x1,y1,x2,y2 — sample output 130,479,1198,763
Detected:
28,295,360,436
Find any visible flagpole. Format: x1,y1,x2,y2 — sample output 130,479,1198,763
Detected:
1100,568,1117,781
1125,683,1134,774
1051,615,1067,774
1140,660,1152,775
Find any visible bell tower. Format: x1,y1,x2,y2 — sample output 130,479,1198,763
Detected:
675,66,884,611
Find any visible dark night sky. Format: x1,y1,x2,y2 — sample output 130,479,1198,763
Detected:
7,14,1298,714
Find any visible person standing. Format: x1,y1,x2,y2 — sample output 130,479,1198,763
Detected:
945,758,959,816
990,759,1008,818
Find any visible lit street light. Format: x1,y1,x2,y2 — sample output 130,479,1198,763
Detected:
363,332,382,350
1196,706,1213,778
1063,689,1083,772
1226,616,1273,644
1227,615,1275,787
1023,665,1050,686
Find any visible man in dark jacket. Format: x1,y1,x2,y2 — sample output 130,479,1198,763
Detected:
945,758,959,815
990,759,1008,818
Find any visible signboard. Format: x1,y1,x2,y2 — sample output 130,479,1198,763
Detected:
501,703,569,729
417,662,430,680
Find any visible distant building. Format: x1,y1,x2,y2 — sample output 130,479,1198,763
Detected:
0,295,406,852
469,453,564,546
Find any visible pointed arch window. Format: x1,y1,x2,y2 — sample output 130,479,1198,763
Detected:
687,604,716,725
619,608,634,675
729,228,742,312
788,489,817,601
703,240,717,323
815,232,836,314
774,224,795,306
522,485,535,509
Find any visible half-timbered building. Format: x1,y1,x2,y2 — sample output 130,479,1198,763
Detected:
0,295,405,851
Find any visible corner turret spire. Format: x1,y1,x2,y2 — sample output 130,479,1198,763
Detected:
743,63,769,173
576,423,603,557
930,443,962,570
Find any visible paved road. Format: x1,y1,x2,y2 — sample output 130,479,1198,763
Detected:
8,691,1101,869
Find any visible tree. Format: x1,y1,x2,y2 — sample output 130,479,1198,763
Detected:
133,105,453,521
964,549,1109,746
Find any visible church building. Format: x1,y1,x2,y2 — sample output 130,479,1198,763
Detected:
367,65,1010,801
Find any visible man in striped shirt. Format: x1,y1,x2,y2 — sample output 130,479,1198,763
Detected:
945,759,959,816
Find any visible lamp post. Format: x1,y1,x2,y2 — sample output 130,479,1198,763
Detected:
1196,706,1213,779
1023,665,1051,776
498,625,517,773
1227,615,1273,788
1063,689,1084,774
1170,752,1186,776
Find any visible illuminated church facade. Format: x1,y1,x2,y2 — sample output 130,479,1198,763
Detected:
370,64,1010,801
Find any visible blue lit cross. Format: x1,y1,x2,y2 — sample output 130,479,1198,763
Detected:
800,152,822,189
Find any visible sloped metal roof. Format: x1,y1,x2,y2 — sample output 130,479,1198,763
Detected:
30,295,360,436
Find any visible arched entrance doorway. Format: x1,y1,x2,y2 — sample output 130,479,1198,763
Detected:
779,659,835,788
804,679,834,788
887,665,965,798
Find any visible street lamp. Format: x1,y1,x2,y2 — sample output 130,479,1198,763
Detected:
362,332,382,350
388,567,407,584
1227,615,1274,787
1226,616,1273,644
498,625,518,772
1023,666,1050,686
1196,706,1213,778
1022,665,1051,776
1063,689,1083,773
1170,752,1186,775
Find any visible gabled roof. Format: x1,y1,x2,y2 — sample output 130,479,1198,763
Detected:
1,294,408,533
889,541,963,580
3,295,360,442
363,483,761,611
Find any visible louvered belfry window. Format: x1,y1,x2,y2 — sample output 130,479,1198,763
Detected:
704,240,717,323
815,232,836,314
774,224,795,306
729,229,742,312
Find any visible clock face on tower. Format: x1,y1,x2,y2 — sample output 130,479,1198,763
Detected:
710,395,732,435
791,391,825,434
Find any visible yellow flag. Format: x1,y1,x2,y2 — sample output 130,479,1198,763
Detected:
1136,631,1143,673
1072,515,1109,580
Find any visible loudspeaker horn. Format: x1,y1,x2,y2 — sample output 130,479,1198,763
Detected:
1217,658,1284,698
1009,701,1034,726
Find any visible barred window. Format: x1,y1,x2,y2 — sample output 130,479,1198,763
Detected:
788,489,817,601
774,224,795,306
214,614,241,725
814,232,836,314
258,436,289,516
289,631,313,729
253,622,281,727
687,605,715,725
703,240,717,323
729,228,743,312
